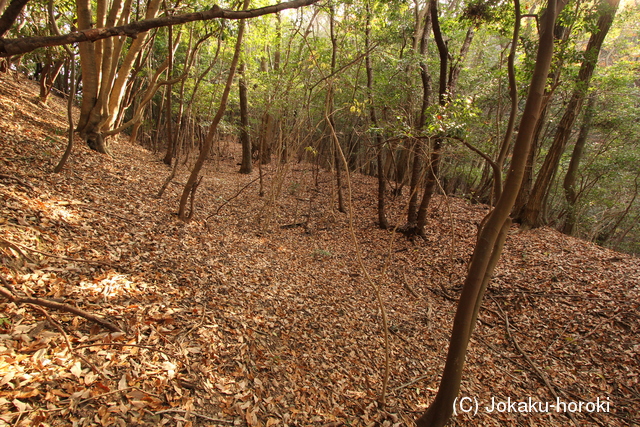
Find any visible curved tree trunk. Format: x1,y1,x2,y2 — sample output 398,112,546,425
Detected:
416,1,565,425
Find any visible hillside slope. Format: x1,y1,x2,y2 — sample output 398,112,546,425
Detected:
1,73,638,427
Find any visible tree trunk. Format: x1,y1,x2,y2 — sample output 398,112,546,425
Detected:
416,1,565,425
562,94,595,235
328,4,345,213
177,0,249,220
365,2,388,229
162,25,175,166
406,4,432,227
414,0,449,236
491,3,521,204
519,0,619,229
238,60,252,174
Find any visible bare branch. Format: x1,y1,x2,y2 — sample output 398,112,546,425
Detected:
0,0,320,57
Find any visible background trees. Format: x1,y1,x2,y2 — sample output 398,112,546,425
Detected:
0,0,638,424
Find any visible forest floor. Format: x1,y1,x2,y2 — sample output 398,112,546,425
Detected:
0,72,639,427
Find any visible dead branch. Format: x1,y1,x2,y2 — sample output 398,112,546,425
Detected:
0,173,35,190
0,237,116,267
154,409,234,423
74,342,185,364
492,297,579,426
31,305,108,381
0,283,121,332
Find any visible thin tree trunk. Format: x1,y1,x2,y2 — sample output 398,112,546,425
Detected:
177,0,249,220
414,0,449,235
416,1,565,425
328,4,344,213
54,56,76,173
238,60,252,174
562,94,595,235
492,0,521,203
163,24,175,165
365,1,388,229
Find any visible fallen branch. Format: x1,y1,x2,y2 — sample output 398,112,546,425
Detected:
206,171,272,220
0,237,36,263
391,374,430,392
0,173,35,190
74,342,185,364
401,271,420,299
0,282,121,332
0,237,115,267
31,305,108,382
492,297,579,426
154,408,233,423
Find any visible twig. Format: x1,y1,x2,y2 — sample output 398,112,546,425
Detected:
31,305,108,382
0,173,34,190
176,303,207,343
0,237,36,264
0,237,115,267
154,409,233,423
78,387,133,404
0,283,121,332
391,374,430,392
492,297,579,426
401,271,420,299
74,342,184,364
76,204,133,223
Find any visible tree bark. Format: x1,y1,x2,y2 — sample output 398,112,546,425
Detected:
0,0,29,37
238,60,252,174
416,1,565,425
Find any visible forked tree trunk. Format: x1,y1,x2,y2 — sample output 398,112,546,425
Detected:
406,4,432,227
38,59,64,103
177,0,249,220
416,1,565,425
413,0,447,236
75,0,160,154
